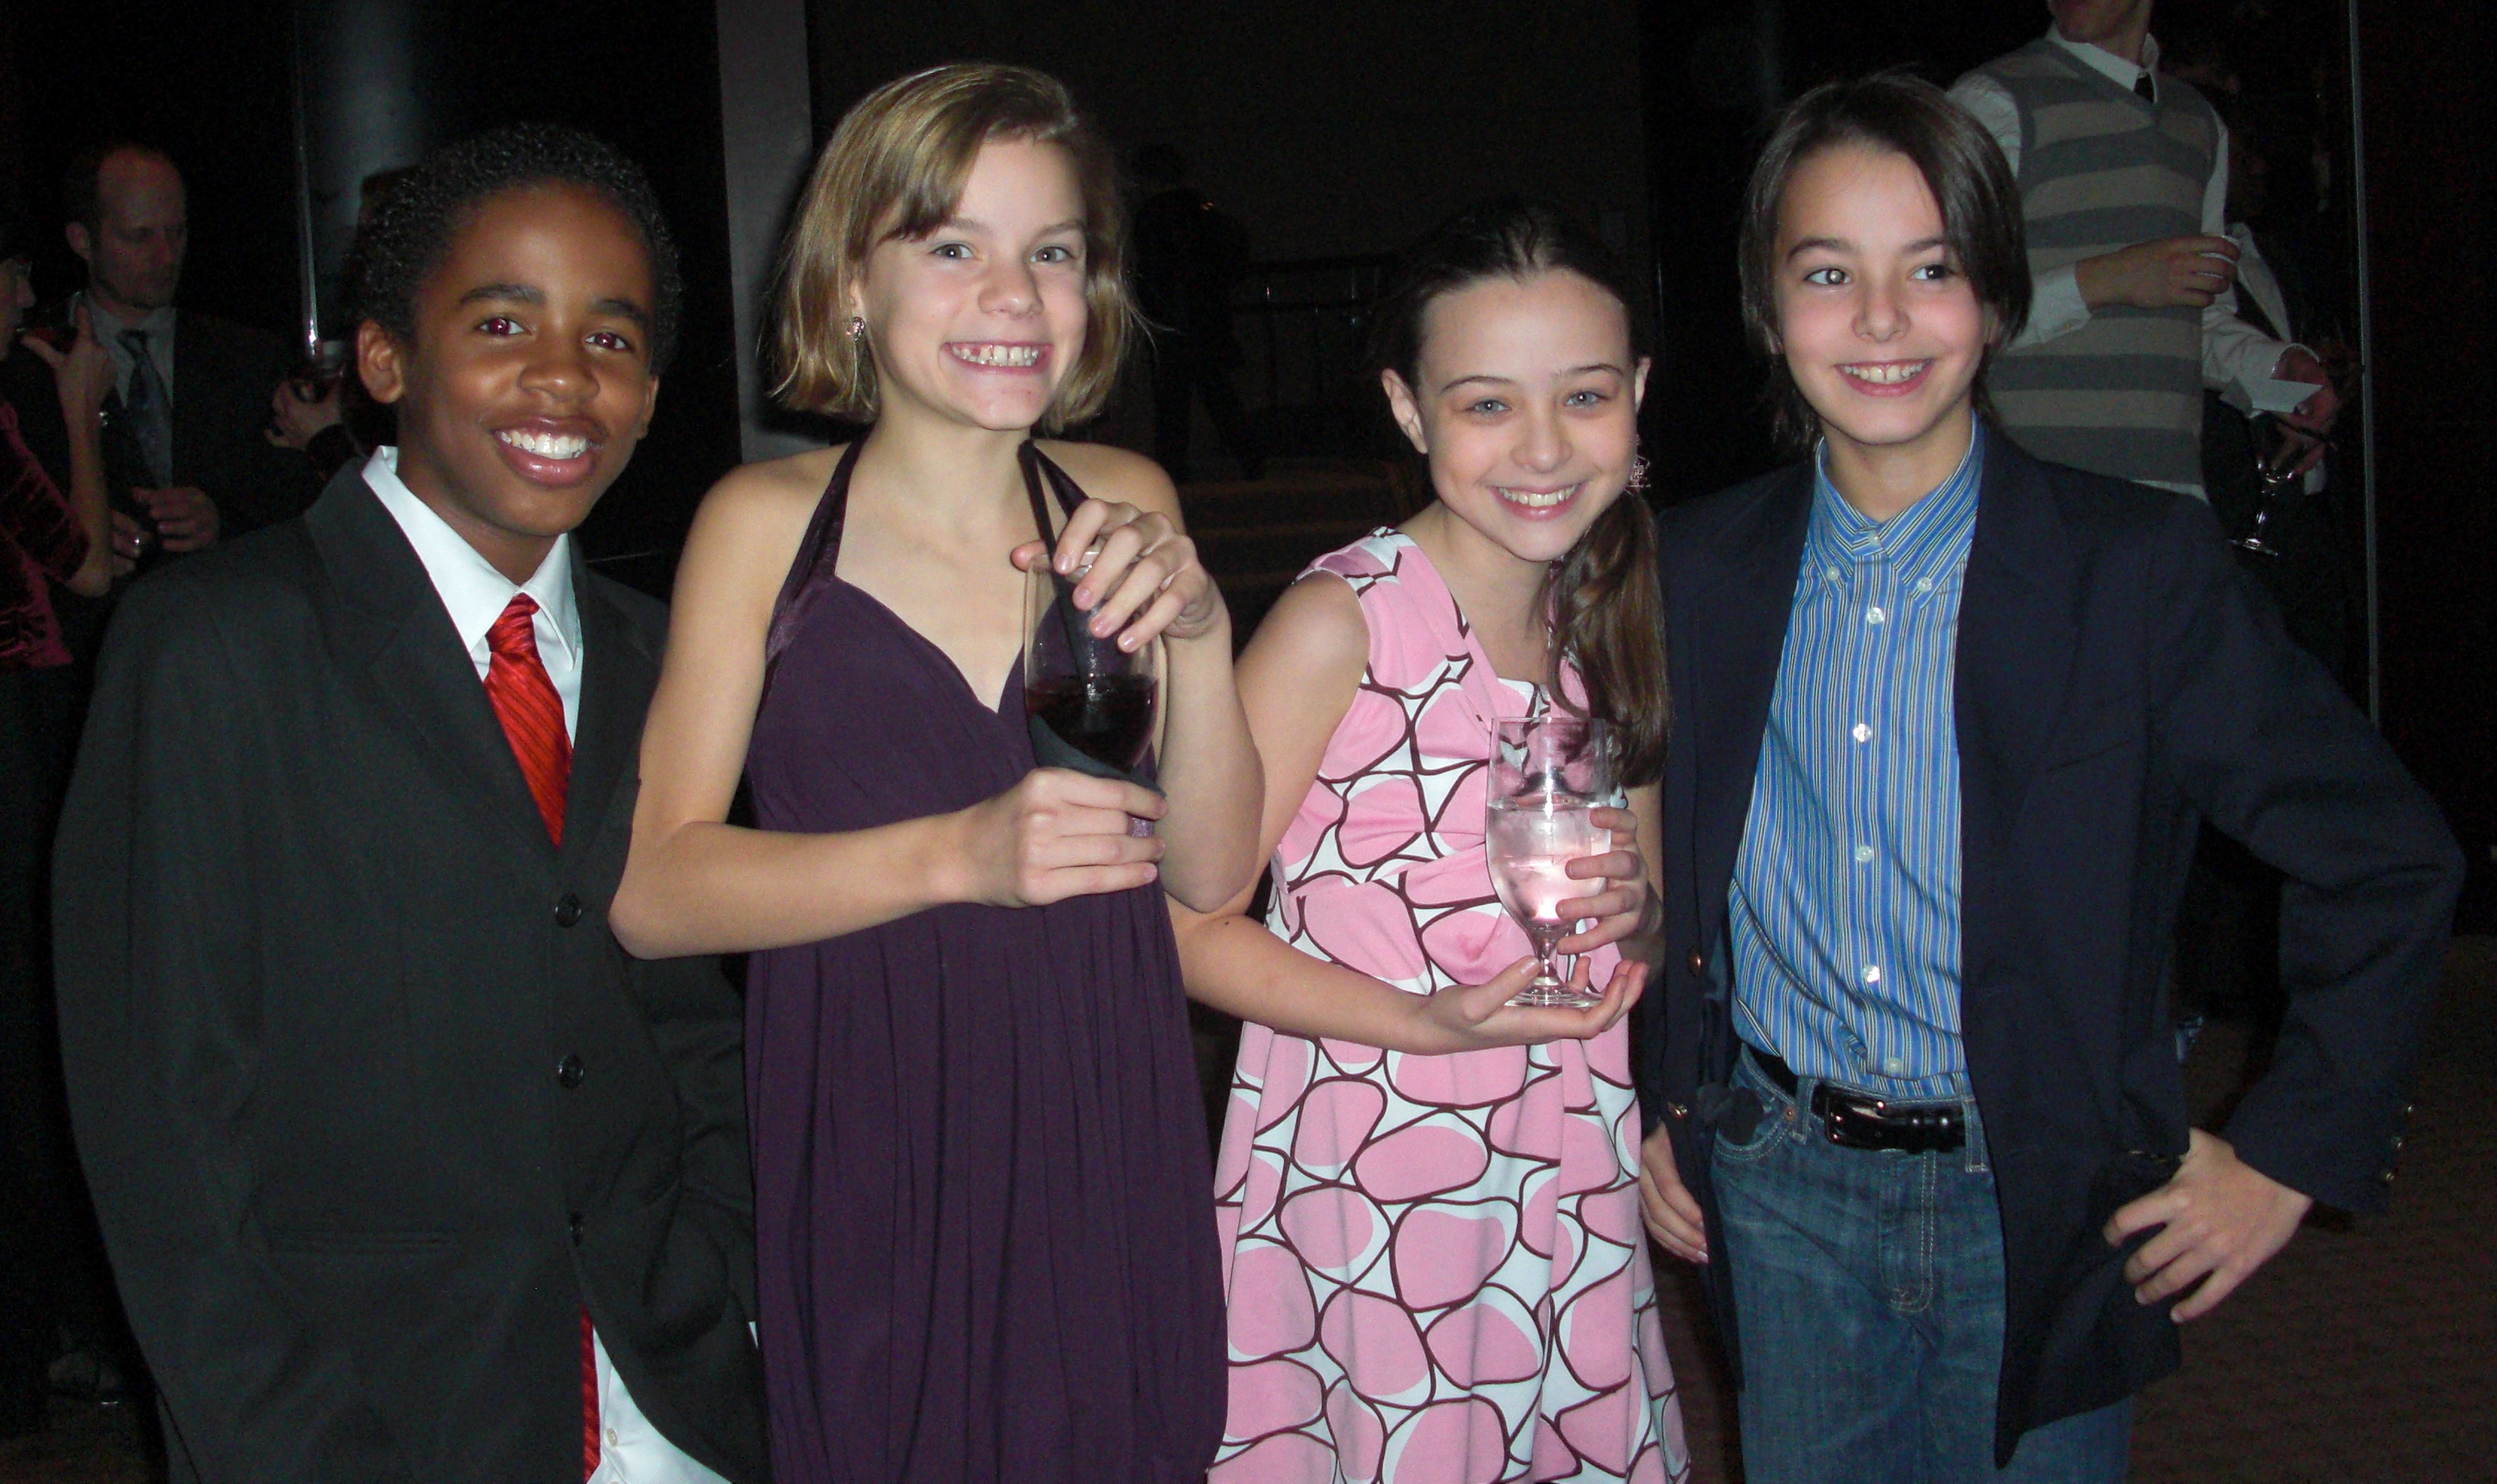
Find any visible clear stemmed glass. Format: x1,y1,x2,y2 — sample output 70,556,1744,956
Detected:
1484,710,1617,1008
1024,553,1161,836
2233,416,2316,558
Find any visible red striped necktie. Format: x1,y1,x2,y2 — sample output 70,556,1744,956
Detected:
484,594,569,846
480,594,594,1475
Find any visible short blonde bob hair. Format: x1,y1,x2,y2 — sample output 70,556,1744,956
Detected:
773,63,1134,431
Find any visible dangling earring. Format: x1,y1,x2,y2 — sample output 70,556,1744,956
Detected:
1625,448,1652,494
844,315,866,340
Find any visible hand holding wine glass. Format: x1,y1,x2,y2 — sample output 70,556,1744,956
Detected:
1010,496,1224,651
950,767,1166,908
1025,540,1162,838
1400,955,1648,1055
1555,803,1654,958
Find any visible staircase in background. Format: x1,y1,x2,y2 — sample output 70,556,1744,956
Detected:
1178,458,1414,644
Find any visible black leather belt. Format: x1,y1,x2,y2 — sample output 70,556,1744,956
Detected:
1749,1047,1966,1154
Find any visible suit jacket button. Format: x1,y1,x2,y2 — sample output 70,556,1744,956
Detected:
1685,949,1705,975
2379,1168,2397,1186
1667,1101,1690,1121
567,1211,584,1244
553,894,584,928
557,1054,585,1089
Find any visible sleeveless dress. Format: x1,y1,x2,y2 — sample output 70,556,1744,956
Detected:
1212,531,1688,1484
744,441,1225,1483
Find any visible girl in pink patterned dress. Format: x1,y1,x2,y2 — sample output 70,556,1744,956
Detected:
1174,200,1687,1484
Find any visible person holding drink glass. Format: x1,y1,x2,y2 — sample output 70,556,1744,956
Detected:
1169,199,1685,1483
611,64,1261,1484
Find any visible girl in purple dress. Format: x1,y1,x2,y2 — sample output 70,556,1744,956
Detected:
1171,200,1687,1483
612,65,1262,1484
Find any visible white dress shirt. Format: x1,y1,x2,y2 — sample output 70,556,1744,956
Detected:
1952,29,2304,497
2220,228,2328,494
364,448,730,1484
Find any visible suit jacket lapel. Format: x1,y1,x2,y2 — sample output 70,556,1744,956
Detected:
1955,432,2081,879
562,570,654,867
305,464,561,864
1686,465,1813,938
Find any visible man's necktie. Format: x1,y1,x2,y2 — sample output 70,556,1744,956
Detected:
2134,71,2155,103
484,594,569,844
479,594,594,1477
117,328,173,487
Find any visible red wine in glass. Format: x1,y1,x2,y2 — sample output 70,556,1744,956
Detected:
1024,672,1157,774
1023,554,1162,834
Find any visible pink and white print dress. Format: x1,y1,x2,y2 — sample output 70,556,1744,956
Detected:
1212,531,1688,1484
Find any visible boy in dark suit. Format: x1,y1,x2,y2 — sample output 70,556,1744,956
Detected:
54,125,767,1483
1632,78,2457,1483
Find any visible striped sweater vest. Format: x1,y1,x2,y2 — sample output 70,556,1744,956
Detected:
1975,37,2220,488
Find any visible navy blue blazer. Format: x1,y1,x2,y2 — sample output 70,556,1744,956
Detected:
1634,430,2459,1458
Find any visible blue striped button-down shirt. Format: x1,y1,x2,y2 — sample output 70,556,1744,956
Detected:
1728,425,1982,1101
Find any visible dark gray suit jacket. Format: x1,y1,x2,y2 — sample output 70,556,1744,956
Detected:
1635,430,2458,1461
54,463,768,1482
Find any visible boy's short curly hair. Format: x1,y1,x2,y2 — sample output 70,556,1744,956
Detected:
343,123,682,371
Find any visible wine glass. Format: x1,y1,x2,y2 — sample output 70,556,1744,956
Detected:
1024,552,1161,836
1484,711,1618,1009
2232,415,2314,558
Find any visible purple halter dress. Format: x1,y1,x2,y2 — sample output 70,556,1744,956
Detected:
742,440,1224,1483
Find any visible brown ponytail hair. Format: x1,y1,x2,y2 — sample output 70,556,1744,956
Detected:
1367,197,1670,786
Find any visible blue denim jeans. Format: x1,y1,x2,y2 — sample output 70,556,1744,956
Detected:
1710,1050,2132,1483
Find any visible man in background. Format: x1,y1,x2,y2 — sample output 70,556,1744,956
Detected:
7,143,319,563
1951,0,2338,500
1130,144,1263,483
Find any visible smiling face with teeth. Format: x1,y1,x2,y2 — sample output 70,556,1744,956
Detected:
847,137,1090,438
1383,269,1647,572
360,183,659,584
1772,142,1994,518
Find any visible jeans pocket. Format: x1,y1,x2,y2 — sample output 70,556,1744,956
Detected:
1711,1071,1793,1166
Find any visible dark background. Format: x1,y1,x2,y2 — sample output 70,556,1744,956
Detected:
0,0,742,573
0,0,2486,925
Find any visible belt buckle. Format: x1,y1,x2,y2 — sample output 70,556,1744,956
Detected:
1820,1091,1893,1150
1818,1088,1962,1153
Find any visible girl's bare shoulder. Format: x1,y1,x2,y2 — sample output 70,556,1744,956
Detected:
1035,439,1181,518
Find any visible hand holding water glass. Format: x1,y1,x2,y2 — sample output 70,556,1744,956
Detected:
1485,713,1619,1009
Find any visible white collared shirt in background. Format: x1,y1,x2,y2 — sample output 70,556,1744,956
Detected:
363,447,732,1484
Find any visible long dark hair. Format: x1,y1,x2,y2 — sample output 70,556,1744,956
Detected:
1737,73,2032,455
1368,197,1669,787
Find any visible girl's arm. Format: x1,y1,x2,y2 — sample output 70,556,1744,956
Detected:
1032,443,1262,911
17,306,115,596
1169,572,1642,1054
609,455,1167,960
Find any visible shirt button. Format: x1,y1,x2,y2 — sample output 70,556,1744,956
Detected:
554,894,585,928
1853,844,1875,864
1866,606,1887,625
1851,722,1872,744
1862,964,1882,984
605,1427,620,1448
1883,1056,1905,1076
1915,577,1934,594
1824,566,1841,582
